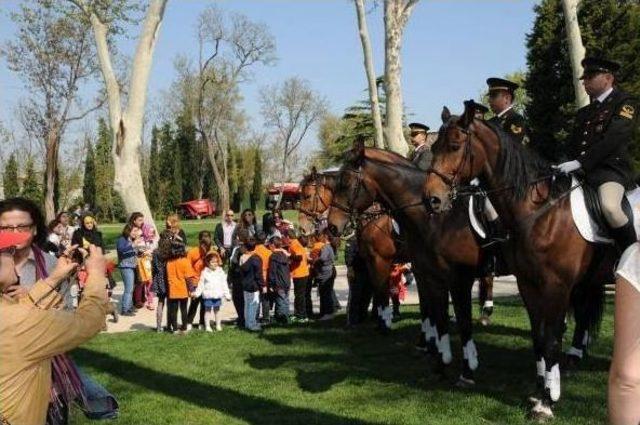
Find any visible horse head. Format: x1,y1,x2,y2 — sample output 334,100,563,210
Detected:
327,139,376,236
297,166,336,236
425,101,491,213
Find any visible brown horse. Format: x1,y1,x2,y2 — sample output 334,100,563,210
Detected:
325,144,498,386
424,103,609,419
298,169,404,331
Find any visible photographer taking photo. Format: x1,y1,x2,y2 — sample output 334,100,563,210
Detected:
0,233,108,425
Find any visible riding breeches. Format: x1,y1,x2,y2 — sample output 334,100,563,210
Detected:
484,197,499,222
598,182,628,229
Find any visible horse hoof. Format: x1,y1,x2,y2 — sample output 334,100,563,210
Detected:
528,400,554,423
479,316,491,326
377,324,390,335
527,396,541,406
563,354,581,374
455,375,476,388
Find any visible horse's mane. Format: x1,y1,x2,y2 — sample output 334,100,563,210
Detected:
480,120,555,201
300,169,339,186
364,147,424,171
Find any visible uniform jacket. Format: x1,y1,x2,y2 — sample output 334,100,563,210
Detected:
410,144,432,171
568,88,638,189
488,108,529,146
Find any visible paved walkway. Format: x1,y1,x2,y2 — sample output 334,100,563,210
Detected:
104,268,520,333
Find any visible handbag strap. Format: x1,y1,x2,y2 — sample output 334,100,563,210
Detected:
32,245,49,280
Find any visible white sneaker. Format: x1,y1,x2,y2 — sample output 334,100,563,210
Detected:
205,326,213,333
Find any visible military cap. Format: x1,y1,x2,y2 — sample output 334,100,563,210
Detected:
408,122,429,133
465,99,488,114
579,57,621,79
486,77,519,94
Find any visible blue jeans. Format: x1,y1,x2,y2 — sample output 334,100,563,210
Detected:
243,291,260,330
120,267,135,313
274,288,290,322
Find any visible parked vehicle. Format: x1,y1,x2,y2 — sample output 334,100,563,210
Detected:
178,199,216,219
265,183,300,210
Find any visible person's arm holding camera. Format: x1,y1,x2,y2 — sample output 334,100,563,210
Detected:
17,245,108,362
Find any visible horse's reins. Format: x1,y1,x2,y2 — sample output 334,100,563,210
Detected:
427,122,585,228
426,125,476,204
298,175,332,222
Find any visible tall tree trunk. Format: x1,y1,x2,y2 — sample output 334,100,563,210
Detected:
383,0,419,157
561,0,589,108
84,0,168,228
205,139,230,212
43,129,60,221
355,0,384,149
275,154,288,210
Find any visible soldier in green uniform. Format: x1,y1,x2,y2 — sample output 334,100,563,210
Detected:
554,57,639,251
408,122,432,171
486,77,529,146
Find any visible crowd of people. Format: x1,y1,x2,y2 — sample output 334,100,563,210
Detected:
41,205,348,334
137,208,344,334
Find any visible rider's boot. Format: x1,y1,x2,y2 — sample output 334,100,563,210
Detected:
610,220,637,253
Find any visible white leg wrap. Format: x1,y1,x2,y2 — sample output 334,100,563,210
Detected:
483,300,494,308
536,358,546,378
582,330,590,347
545,364,561,402
421,318,428,333
567,346,583,359
463,340,479,371
426,320,437,342
377,306,392,328
437,333,452,364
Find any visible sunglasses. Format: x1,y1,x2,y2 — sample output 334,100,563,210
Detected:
0,224,33,233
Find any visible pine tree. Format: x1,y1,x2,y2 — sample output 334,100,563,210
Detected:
228,143,239,212
158,123,181,215
3,152,20,198
94,118,115,221
250,148,263,211
526,0,640,163
21,157,42,206
83,140,97,210
175,111,198,202
147,125,161,215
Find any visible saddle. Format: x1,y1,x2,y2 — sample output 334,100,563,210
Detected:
570,176,640,244
468,194,489,242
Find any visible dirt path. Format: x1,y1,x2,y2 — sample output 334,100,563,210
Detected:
104,268,519,333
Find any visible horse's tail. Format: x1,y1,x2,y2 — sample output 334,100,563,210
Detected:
570,247,614,341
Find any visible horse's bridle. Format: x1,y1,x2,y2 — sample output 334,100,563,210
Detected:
298,174,332,220
426,125,474,203
329,166,374,224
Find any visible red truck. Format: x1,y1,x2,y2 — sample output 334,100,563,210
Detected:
265,183,300,210
178,199,216,219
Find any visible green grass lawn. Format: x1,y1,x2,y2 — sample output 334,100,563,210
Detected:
70,296,612,424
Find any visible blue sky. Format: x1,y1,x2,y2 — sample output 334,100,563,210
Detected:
0,0,539,152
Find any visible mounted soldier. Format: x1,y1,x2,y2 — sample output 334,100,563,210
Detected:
478,79,531,272
554,57,639,252
408,122,432,171
486,77,529,146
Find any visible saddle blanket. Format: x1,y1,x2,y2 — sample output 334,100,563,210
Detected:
570,177,640,243
468,196,487,240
